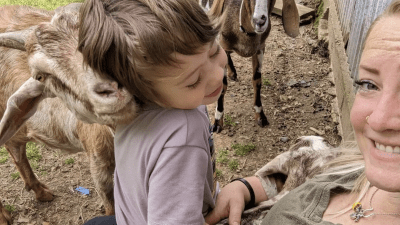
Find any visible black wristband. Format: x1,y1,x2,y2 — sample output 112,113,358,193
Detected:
231,178,255,209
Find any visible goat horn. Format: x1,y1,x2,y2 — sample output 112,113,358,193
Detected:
282,0,300,38
0,26,37,51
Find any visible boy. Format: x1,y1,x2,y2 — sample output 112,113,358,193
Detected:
79,0,229,224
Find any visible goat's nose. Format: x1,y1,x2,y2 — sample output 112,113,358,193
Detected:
93,82,119,98
254,15,267,27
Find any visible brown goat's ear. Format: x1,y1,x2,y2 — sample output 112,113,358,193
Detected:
282,0,300,38
0,26,37,51
0,78,45,146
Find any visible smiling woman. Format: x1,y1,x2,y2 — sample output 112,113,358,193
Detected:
204,1,400,224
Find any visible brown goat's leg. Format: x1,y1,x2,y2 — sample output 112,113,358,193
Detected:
0,201,11,225
212,71,228,133
88,148,115,215
226,51,238,81
252,49,269,127
5,143,54,202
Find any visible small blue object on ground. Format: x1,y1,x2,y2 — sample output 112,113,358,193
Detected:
75,186,90,195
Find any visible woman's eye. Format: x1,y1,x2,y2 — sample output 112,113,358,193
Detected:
354,80,378,92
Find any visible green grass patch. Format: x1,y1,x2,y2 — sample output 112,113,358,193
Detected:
4,204,15,212
0,0,84,10
40,171,48,176
216,150,229,164
0,147,8,164
0,157,7,164
224,114,236,127
263,79,272,86
228,159,239,171
0,147,7,157
314,0,325,31
65,158,75,165
26,142,42,162
11,172,20,180
30,161,39,170
215,169,222,178
232,143,256,156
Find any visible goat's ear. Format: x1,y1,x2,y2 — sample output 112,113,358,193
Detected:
282,0,300,38
255,151,291,179
0,78,45,146
0,26,36,51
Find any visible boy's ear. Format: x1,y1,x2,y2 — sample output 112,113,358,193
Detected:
0,78,45,146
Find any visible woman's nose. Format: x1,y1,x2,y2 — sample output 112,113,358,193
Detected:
368,93,400,131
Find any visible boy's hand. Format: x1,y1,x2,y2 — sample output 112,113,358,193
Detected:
204,181,249,225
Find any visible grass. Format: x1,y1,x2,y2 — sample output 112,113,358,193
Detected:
263,79,272,86
0,0,84,10
4,204,15,212
224,114,237,127
0,147,8,164
232,143,256,156
216,149,229,164
314,0,325,32
228,159,239,171
215,169,222,178
26,142,42,162
65,158,75,165
11,172,20,180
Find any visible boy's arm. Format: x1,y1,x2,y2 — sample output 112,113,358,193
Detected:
204,176,270,225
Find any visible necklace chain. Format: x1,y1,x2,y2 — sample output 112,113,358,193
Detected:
350,188,400,222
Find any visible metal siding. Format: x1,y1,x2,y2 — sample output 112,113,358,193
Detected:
334,0,391,80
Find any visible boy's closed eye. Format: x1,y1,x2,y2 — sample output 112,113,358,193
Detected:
187,75,202,89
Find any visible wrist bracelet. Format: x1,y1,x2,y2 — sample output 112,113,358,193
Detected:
231,178,255,209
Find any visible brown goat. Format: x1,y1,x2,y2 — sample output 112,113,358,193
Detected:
216,136,339,224
207,0,299,132
0,4,138,224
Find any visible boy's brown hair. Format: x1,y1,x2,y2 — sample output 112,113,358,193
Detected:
78,0,219,105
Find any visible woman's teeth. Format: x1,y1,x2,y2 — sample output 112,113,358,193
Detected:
375,142,400,153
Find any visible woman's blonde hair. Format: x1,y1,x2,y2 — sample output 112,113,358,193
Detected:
78,0,219,105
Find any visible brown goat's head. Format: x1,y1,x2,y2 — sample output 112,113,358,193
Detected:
237,0,299,37
0,5,138,127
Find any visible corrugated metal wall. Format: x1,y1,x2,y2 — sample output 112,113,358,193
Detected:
333,0,391,80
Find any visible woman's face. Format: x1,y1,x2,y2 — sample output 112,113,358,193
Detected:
351,16,400,191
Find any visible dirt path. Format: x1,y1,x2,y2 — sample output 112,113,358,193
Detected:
0,1,342,224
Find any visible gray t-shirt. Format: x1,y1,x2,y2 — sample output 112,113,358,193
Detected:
114,105,216,225
262,169,362,225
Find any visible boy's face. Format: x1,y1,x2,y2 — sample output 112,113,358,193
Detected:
153,41,227,109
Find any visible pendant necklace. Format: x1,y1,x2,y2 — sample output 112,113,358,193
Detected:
350,188,400,222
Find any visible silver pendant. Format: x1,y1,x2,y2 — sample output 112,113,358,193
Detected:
350,203,374,222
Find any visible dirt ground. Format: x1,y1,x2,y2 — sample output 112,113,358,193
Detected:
0,0,342,224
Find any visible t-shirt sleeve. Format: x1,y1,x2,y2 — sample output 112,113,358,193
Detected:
147,145,209,225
